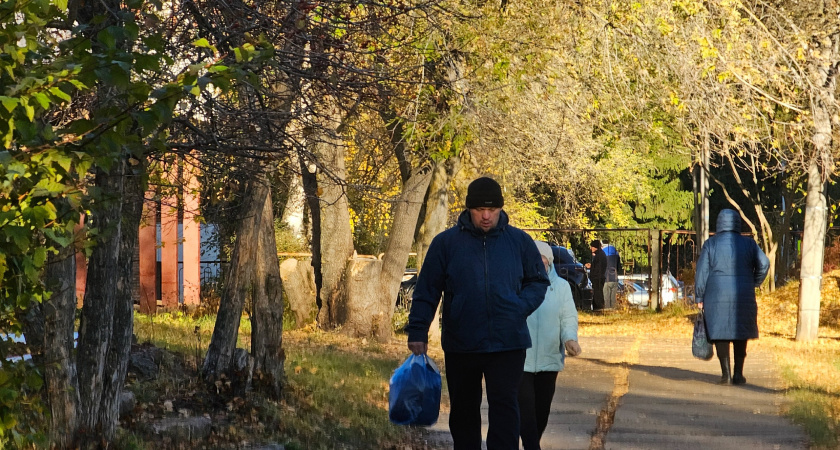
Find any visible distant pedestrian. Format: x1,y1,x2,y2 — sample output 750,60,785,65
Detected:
695,209,770,385
406,176,550,449
601,239,622,309
519,241,581,450
585,240,606,311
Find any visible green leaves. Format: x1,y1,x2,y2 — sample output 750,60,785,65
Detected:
193,38,218,55
233,43,257,62
0,0,278,438
48,87,71,103
0,97,19,113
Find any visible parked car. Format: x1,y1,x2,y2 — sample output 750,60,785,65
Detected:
550,245,594,310
618,271,685,308
619,280,650,307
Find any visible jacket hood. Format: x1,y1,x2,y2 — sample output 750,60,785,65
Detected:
457,209,510,234
716,209,741,233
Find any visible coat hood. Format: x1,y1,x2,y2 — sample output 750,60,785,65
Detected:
716,209,741,233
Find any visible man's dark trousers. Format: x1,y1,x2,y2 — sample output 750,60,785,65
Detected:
591,278,605,310
444,349,527,450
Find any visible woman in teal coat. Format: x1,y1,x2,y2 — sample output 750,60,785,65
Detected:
695,209,770,385
518,241,582,450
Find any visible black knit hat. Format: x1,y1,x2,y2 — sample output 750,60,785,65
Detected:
465,177,504,209
590,240,601,249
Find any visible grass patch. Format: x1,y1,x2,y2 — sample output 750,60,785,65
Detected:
128,314,443,449
753,270,840,449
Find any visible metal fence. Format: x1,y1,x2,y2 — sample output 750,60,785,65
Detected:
525,228,699,310
200,260,226,302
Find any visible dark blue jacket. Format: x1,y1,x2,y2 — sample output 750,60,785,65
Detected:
406,210,550,353
603,244,621,282
695,209,770,340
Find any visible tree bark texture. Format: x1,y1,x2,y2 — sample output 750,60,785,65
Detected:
36,215,79,448
313,106,354,330
279,258,317,328
250,179,286,399
414,159,460,342
95,165,143,439
777,183,795,283
75,161,126,445
281,151,308,242
415,158,461,270
343,256,384,338
300,157,323,307
202,176,263,382
341,168,433,340
797,158,828,341
372,168,434,340
796,36,837,342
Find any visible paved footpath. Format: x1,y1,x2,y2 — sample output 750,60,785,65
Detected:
422,335,808,449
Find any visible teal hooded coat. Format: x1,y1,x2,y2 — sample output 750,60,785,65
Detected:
695,209,770,340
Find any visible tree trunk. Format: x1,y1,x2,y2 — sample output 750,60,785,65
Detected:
343,256,384,338
250,178,286,399
415,158,461,269
699,133,710,247
30,209,79,448
313,106,354,330
796,36,837,342
373,167,434,340
202,175,263,382
95,165,143,439
279,258,317,328
75,161,126,446
764,244,778,292
777,181,795,283
796,157,827,341
300,155,323,308
341,167,434,341
282,151,307,241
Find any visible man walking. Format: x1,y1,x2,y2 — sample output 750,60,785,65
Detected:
602,239,622,309
586,240,607,311
406,176,550,450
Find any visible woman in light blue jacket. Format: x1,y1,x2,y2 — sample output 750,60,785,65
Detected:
519,241,581,450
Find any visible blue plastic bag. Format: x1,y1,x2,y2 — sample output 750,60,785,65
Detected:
388,354,441,426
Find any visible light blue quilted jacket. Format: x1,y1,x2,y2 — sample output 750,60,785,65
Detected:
523,268,579,373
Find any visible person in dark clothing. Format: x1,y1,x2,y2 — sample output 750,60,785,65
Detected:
695,209,770,385
585,240,607,311
601,239,622,309
406,176,550,450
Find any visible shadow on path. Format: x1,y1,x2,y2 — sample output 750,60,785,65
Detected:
581,357,784,394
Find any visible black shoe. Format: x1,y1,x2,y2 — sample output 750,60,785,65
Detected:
732,374,747,385
718,357,732,385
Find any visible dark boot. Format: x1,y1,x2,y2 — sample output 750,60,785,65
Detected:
718,357,732,385
733,354,746,385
